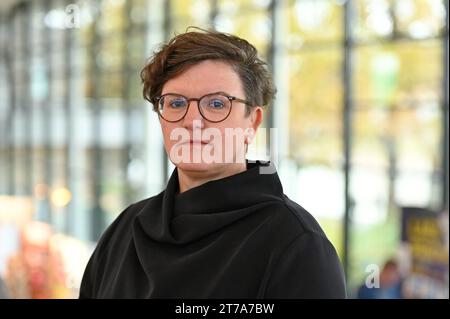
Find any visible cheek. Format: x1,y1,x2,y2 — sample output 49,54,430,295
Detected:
159,122,168,141
160,123,177,148
221,116,251,133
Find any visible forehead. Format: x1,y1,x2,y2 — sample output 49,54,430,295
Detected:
161,60,244,96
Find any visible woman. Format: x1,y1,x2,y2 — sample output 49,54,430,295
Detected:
79,28,346,299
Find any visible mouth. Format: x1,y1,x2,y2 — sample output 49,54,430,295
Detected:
178,139,210,145
189,139,210,145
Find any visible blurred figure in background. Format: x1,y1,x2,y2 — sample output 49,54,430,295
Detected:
357,258,403,299
5,222,52,298
0,276,10,298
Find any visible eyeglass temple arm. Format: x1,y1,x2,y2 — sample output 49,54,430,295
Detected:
230,96,253,106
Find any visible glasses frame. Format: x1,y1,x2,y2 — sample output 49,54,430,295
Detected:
153,91,253,123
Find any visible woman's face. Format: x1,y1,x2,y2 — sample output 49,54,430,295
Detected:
159,60,263,174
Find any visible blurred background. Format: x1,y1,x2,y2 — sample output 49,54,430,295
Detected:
0,0,448,299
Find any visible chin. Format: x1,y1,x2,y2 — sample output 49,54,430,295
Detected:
167,143,247,174
174,161,222,173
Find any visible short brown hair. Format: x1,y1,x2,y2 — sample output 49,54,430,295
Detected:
140,27,276,115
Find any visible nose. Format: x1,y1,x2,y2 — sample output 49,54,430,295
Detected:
182,100,205,130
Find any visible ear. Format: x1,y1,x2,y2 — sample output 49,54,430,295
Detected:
250,106,263,131
246,106,263,144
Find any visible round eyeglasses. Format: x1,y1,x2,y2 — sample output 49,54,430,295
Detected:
153,92,252,123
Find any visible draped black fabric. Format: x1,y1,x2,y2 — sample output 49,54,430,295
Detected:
79,161,346,298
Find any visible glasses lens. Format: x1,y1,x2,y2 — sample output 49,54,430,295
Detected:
159,94,188,121
199,94,231,122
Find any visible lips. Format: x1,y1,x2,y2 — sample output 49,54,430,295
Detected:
189,139,210,145
178,139,210,145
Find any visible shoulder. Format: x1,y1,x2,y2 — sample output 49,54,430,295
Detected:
85,193,162,268
260,196,347,298
260,194,336,259
264,229,347,298
263,200,347,298
79,193,163,298
96,193,162,251
268,194,329,240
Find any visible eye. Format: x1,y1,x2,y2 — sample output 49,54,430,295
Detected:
208,99,225,109
168,98,187,108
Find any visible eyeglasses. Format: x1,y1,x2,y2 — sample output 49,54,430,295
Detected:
153,92,252,123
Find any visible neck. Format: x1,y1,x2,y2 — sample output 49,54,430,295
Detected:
177,162,247,193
